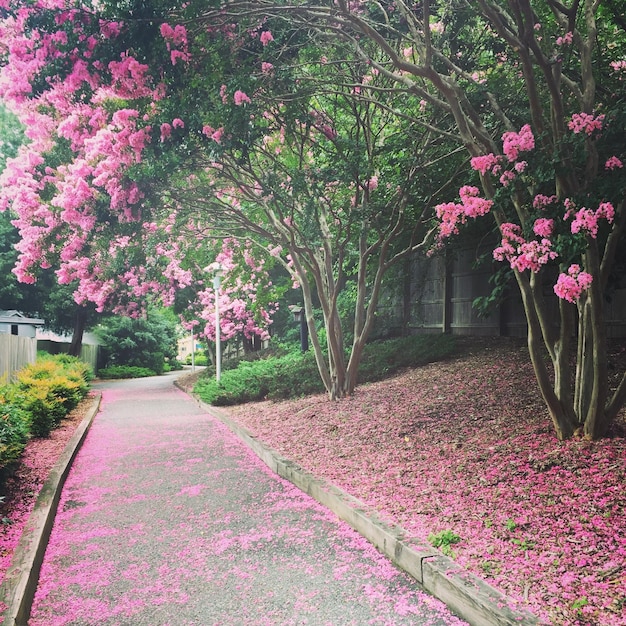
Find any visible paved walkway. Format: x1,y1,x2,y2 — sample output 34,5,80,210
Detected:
29,372,467,625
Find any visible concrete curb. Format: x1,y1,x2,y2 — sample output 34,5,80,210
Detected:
0,393,102,626
194,397,539,626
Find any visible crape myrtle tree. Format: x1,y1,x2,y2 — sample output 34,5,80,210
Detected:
0,0,274,354
0,102,102,354
155,30,459,399
237,0,626,438
0,0,462,400
168,231,279,359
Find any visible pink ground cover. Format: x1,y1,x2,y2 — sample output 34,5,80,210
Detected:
226,338,626,626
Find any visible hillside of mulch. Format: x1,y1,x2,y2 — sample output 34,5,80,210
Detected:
221,337,626,626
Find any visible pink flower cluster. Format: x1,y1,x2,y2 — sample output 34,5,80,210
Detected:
554,264,593,302
435,186,493,238
469,125,534,190
502,124,535,162
160,23,189,65
234,90,251,106
605,156,623,170
568,112,605,136
493,222,558,273
570,201,615,238
259,30,274,46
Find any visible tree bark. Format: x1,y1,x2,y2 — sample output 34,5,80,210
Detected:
68,306,87,358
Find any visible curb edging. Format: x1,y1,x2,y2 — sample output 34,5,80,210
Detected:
197,398,539,626
0,393,102,626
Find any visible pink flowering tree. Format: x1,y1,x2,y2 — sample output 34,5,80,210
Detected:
0,1,276,352
277,0,626,438
168,233,279,358
152,39,447,399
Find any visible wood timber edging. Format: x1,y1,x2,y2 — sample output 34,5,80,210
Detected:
192,394,540,626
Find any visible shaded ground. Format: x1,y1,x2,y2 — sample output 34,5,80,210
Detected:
2,339,625,625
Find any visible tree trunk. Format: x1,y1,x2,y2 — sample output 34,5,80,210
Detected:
68,306,87,357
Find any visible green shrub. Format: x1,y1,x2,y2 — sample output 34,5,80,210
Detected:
98,365,157,379
16,355,91,437
0,386,30,470
194,334,456,406
358,333,456,383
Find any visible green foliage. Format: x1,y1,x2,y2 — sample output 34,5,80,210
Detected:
97,310,178,375
185,352,208,366
195,334,456,405
428,529,462,557
357,334,456,383
0,385,30,470
14,354,91,438
97,365,157,379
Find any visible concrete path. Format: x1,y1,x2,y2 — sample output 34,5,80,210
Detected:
28,372,467,626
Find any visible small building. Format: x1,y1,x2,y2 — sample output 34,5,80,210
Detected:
0,309,44,338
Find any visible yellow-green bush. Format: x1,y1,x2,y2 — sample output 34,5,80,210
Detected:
16,355,92,438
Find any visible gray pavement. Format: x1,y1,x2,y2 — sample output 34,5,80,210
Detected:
28,372,468,626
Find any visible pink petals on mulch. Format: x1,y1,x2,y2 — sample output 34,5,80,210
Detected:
228,340,626,625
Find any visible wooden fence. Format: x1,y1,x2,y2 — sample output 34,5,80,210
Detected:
374,247,626,339
0,334,37,382
37,340,100,374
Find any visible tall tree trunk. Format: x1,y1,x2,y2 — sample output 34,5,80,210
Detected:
68,306,87,357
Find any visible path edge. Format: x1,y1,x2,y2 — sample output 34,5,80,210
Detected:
192,395,540,626
0,392,102,626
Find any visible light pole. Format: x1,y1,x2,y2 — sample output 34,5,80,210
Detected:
191,322,196,373
207,262,224,382
288,305,309,352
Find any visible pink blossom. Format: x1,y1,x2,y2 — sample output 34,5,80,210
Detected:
172,118,184,129
470,153,500,176
610,60,626,72
533,218,554,238
367,175,378,191
605,156,623,170
502,124,535,162
261,62,274,74
493,222,557,273
568,112,605,136
499,170,516,186
556,31,573,46
259,30,274,46
430,21,444,34
233,90,251,106
160,122,171,141
570,202,614,238
554,264,593,302
533,194,557,210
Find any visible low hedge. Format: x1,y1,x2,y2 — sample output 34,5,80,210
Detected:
97,365,157,379
195,333,456,406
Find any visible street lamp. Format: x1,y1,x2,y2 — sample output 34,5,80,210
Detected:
205,262,224,382
289,305,309,352
190,321,197,373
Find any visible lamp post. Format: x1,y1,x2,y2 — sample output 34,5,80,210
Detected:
289,305,309,352
206,262,224,382
191,322,196,373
